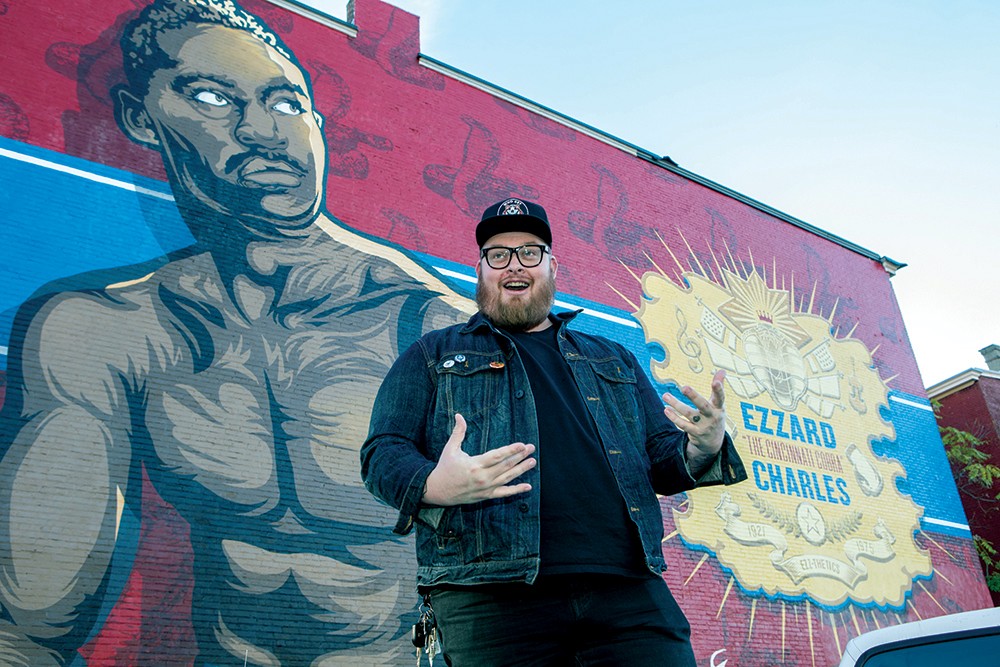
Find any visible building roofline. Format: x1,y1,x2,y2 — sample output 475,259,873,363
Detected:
927,368,1000,399
421,56,900,268
268,0,357,35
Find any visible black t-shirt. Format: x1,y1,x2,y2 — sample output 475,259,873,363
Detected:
507,323,649,578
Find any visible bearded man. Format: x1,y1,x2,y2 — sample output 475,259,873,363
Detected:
361,198,747,666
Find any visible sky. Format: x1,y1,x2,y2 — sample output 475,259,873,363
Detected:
302,0,999,388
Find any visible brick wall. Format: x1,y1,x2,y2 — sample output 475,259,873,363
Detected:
0,0,991,664
936,375,1000,606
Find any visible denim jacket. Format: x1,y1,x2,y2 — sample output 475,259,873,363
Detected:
361,310,747,587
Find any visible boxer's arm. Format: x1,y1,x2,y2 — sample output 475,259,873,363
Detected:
0,295,136,665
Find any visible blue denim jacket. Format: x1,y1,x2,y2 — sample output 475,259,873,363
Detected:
361,310,746,587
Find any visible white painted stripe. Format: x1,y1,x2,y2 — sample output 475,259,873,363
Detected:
0,146,635,332
1,148,640,330
888,395,934,412
432,267,640,328
923,517,970,531
0,147,175,202
553,299,640,327
0,346,7,356
434,267,476,284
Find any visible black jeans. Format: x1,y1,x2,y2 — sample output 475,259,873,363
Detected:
427,575,696,667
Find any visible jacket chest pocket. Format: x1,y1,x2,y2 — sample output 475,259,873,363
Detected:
435,353,506,422
589,358,640,426
434,353,508,457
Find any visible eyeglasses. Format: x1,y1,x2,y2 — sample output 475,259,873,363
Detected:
481,244,550,270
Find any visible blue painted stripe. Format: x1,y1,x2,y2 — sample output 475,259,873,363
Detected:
0,138,973,542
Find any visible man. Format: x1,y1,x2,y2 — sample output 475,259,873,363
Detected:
0,0,469,664
362,198,748,666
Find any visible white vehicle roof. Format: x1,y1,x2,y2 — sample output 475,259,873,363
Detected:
839,606,1000,667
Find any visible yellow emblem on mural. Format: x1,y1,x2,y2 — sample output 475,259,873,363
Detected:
634,249,931,608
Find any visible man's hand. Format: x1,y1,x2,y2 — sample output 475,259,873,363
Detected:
662,369,728,475
422,414,537,506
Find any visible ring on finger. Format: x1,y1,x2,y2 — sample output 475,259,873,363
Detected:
691,414,702,423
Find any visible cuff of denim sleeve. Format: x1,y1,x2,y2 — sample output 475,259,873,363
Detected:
689,449,723,486
719,431,748,485
688,432,743,487
393,463,435,535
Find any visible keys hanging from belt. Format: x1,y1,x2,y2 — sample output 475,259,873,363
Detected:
412,594,439,666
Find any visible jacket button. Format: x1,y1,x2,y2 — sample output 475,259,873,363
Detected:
518,502,529,513
515,390,525,399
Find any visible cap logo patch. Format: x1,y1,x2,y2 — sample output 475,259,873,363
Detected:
498,199,528,216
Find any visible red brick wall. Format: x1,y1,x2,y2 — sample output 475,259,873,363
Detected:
0,0,991,664
937,376,1000,606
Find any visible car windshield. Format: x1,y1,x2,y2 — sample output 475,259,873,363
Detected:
861,632,1000,667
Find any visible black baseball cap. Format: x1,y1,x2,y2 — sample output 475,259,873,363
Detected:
476,198,552,247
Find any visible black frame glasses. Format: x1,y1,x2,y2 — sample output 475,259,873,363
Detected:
480,244,550,270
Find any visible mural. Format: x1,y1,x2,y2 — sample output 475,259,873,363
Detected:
0,0,472,664
638,246,929,607
0,0,991,664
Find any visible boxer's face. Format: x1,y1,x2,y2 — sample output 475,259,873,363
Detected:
124,23,326,228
